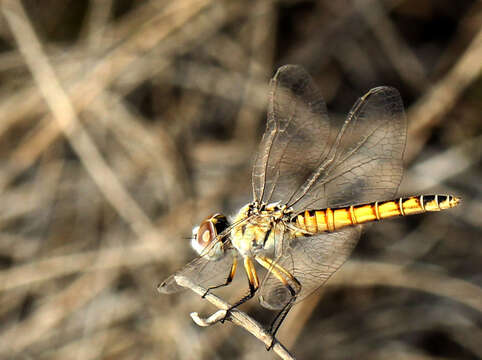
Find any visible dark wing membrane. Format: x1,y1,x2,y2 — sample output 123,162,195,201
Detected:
259,227,361,310
252,65,339,206
286,86,407,212
158,249,236,294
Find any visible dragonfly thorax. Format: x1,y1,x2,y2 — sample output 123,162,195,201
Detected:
231,202,287,257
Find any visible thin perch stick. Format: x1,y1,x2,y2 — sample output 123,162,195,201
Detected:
174,275,296,360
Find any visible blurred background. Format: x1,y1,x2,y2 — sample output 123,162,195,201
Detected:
0,0,480,359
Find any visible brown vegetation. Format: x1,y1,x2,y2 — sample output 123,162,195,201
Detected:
0,0,480,359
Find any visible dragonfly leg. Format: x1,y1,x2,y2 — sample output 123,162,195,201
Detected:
221,257,259,323
255,255,301,350
202,257,238,298
267,296,296,350
256,255,301,290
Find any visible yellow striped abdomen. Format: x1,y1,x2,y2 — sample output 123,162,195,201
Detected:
294,195,460,234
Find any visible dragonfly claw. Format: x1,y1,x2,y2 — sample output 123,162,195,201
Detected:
201,289,210,298
265,337,276,351
220,308,231,323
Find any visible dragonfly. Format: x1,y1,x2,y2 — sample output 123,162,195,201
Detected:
158,64,460,346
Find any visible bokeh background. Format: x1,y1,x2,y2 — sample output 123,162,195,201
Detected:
0,0,481,359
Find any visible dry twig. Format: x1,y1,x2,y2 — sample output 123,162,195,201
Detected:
173,275,297,360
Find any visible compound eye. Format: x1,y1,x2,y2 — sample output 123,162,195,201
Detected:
191,214,230,255
196,220,215,250
191,217,217,255
212,214,229,239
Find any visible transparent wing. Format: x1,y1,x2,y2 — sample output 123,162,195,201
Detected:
252,65,337,206
259,227,361,310
252,65,406,212
287,86,406,212
158,248,236,294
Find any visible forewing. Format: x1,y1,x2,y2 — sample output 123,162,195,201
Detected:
259,227,361,310
252,65,338,206
287,86,407,212
158,249,236,294
252,66,406,213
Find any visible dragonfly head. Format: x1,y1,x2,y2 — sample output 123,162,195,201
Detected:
191,213,230,259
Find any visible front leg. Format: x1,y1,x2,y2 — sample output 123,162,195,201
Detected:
202,257,238,298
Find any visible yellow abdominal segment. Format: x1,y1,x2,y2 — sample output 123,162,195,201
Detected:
295,195,460,234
